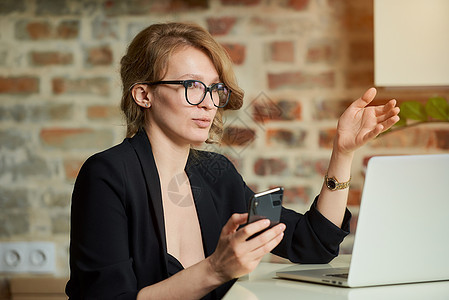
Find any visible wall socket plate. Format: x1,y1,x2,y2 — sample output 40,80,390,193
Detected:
0,242,55,274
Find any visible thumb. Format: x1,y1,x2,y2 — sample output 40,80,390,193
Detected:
221,213,248,235
354,87,377,108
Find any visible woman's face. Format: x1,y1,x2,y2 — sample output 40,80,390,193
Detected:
147,46,220,147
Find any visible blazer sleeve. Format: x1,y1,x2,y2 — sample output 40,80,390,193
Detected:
272,195,351,264
66,154,138,300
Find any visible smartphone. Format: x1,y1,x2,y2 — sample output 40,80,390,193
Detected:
246,187,284,236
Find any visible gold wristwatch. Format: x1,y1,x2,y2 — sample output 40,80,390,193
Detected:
325,173,351,191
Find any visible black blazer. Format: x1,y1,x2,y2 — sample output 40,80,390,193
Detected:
66,130,350,299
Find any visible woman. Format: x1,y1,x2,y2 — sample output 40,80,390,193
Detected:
66,22,400,299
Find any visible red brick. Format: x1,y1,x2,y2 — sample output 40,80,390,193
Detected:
287,0,310,11
26,21,52,39
282,186,311,204
40,128,113,149
222,126,256,146
56,20,79,39
372,127,449,149
250,98,282,123
342,1,374,33
221,43,246,65
435,129,449,149
266,128,307,147
252,99,301,122
319,128,337,148
0,76,39,94
269,41,294,63
254,158,289,176
349,40,374,63
207,17,237,36
249,17,278,35
86,45,113,66
87,105,121,120
17,20,79,40
347,188,361,206
52,77,110,95
268,71,335,89
313,99,352,120
40,128,90,145
345,69,374,89
306,43,335,63
64,159,84,180
30,51,73,66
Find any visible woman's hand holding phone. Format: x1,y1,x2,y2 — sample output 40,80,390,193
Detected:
207,187,286,283
208,213,285,283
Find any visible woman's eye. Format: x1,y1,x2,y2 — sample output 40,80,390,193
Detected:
186,81,199,89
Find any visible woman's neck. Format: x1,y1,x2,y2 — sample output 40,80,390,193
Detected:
145,128,191,181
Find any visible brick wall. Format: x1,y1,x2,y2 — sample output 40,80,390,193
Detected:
1,0,448,281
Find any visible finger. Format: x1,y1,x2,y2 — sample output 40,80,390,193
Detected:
374,99,398,116
376,106,400,123
249,230,285,260
379,115,400,132
352,87,377,109
235,219,271,242
363,114,400,143
222,213,249,235
362,124,384,143
246,223,286,249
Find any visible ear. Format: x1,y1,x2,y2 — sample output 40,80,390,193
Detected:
131,84,152,108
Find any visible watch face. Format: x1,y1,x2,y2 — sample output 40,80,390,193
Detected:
327,178,337,190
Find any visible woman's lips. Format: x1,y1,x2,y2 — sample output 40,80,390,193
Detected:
192,118,211,128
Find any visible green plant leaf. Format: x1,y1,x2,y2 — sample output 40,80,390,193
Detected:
394,116,407,127
393,109,407,127
425,97,449,121
400,101,427,121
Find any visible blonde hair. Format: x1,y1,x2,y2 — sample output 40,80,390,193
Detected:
120,22,244,142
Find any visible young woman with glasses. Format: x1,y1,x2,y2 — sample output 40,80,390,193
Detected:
66,22,400,299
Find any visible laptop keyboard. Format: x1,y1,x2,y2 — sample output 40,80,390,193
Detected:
325,273,349,279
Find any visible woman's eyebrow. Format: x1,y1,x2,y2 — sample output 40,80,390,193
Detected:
178,73,220,82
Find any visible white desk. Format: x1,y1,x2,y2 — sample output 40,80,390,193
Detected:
223,255,449,300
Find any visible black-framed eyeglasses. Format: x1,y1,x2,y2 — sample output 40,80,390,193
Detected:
130,80,231,108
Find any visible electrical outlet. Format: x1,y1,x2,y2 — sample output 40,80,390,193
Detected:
0,242,55,274
0,242,27,273
27,242,56,273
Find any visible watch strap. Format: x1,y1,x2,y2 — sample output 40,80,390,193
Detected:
325,173,351,191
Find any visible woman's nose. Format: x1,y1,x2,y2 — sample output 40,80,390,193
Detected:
198,91,215,109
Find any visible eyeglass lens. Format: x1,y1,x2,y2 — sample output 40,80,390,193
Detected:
185,80,229,107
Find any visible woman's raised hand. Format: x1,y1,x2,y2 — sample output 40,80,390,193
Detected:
335,87,400,154
207,213,285,283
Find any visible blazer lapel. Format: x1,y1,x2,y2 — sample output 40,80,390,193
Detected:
129,130,167,258
130,131,222,262
186,153,222,258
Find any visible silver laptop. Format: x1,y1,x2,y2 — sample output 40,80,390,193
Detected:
276,154,449,287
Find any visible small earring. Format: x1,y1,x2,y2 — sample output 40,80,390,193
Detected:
145,103,149,107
